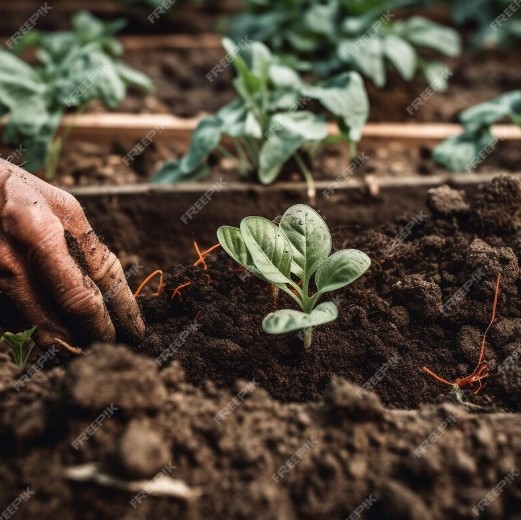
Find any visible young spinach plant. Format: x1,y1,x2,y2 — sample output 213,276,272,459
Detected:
1,326,37,368
217,204,371,349
433,90,521,172
0,11,153,178
153,37,369,201
226,0,461,90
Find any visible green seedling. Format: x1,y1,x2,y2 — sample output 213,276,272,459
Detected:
433,90,521,172
217,204,370,348
153,37,369,201
1,326,37,368
0,11,152,179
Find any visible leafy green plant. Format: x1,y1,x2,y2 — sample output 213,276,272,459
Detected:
0,11,153,178
217,204,371,349
226,0,461,90
1,326,37,368
438,0,521,48
433,90,521,172
154,37,368,199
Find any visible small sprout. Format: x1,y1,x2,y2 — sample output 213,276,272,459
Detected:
1,326,37,368
218,204,371,349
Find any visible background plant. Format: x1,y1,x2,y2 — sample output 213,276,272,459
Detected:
225,0,461,91
1,326,36,368
433,90,521,172
0,11,153,178
153,37,368,199
217,204,370,349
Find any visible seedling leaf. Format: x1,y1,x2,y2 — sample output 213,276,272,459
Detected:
279,204,331,282
1,326,37,368
240,217,293,285
316,249,371,294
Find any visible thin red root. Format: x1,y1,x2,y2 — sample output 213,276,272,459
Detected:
134,269,164,297
171,281,192,301
193,241,208,271
193,243,221,267
422,366,454,387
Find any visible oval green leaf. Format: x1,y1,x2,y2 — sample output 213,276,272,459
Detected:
262,301,338,335
279,204,331,282
217,226,265,281
315,249,371,294
240,217,293,285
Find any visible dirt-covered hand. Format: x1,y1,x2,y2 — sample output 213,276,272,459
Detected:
0,159,145,348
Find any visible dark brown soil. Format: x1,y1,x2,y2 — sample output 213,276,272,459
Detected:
1,177,521,519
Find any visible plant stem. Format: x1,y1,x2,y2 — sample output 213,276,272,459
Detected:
294,152,316,205
303,327,313,349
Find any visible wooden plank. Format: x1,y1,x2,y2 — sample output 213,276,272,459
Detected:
39,114,521,145
68,171,521,197
120,34,222,51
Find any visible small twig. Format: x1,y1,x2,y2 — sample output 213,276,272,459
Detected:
54,338,84,355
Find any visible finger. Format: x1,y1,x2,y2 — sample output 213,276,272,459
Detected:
0,240,72,348
1,187,116,345
45,189,145,344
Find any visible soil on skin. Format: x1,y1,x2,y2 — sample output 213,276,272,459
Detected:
0,176,521,519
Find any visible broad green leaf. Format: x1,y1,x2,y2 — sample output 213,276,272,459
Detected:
433,130,497,172
383,34,417,81
115,62,154,92
152,160,210,183
217,226,265,280
240,216,293,285
304,3,337,36
268,64,302,90
460,91,521,132
216,99,249,137
258,112,327,184
316,249,371,294
303,72,369,142
180,116,223,172
262,301,338,334
423,61,451,92
279,204,331,281
401,17,461,57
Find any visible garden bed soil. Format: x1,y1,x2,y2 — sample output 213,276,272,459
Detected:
1,176,521,518
97,45,521,123
4,134,519,189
